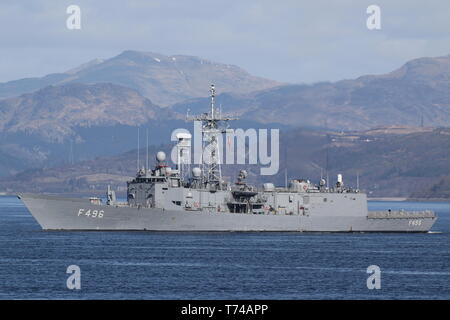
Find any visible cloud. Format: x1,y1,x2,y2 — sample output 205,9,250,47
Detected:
0,0,449,83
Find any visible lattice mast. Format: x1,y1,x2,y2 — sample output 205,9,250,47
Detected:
188,84,236,190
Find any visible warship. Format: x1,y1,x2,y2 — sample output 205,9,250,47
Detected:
19,85,436,232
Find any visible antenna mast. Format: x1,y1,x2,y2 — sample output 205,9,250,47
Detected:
211,84,215,118
146,128,149,171
187,84,237,190
137,127,140,171
285,168,288,189
356,170,360,190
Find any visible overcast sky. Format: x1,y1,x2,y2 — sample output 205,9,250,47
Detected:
0,0,449,83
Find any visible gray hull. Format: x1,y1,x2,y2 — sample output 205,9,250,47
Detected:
19,193,437,232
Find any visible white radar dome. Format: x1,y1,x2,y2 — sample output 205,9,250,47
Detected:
192,167,201,177
156,151,166,162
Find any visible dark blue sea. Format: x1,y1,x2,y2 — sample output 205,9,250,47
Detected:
0,195,449,299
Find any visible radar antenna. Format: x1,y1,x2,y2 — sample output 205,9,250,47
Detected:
187,84,237,190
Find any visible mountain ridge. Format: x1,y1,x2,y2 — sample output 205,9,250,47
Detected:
2,52,450,184
0,82,164,142
0,50,281,106
170,53,450,130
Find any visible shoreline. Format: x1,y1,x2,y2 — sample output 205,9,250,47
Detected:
369,197,450,203
368,197,408,202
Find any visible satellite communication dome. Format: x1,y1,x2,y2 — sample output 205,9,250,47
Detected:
175,132,192,140
156,151,166,162
192,167,201,177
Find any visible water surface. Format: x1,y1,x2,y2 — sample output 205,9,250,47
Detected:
0,196,448,299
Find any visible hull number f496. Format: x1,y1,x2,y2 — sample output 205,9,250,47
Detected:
77,208,104,218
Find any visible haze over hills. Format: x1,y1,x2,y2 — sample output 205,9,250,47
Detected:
2,126,449,198
2,52,450,193
0,82,176,176
0,48,283,177
4,52,450,136
0,82,285,177
0,50,281,106
0,82,163,141
412,174,450,199
171,54,450,130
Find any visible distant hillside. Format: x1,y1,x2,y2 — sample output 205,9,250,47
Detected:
0,80,289,177
0,50,281,106
0,82,177,177
2,126,450,198
411,175,450,199
171,54,450,130
317,127,450,197
0,82,163,141
3,53,450,180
